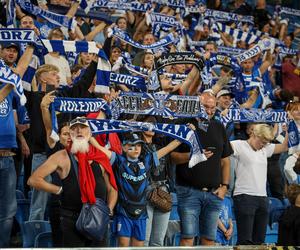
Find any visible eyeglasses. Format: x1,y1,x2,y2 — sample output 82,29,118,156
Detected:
69,117,87,126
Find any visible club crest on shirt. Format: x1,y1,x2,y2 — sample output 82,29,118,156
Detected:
0,99,10,117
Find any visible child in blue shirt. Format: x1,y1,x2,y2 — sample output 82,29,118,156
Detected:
96,132,181,247
216,196,234,245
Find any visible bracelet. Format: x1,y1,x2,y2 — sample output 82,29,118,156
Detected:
56,186,63,195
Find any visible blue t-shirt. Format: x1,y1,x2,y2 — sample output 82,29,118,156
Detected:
0,89,17,149
111,151,156,219
216,197,233,245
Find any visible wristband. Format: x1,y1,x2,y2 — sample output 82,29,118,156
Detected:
56,186,63,195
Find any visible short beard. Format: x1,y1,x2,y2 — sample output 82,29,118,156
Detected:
70,138,90,154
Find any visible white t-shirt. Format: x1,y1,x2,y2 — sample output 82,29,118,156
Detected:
231,140,275,197
44,54,71,86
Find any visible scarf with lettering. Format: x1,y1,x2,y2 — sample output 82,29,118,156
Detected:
236,38,275,62
16,0,77,31
50,97,110,141
154,52,205,72
110,92,209,120
110,73,147,92
205,8,254,24
41,40,111,94
0,59,26,105
287,120,300,154
220,108,299,151
280,7,300,17
151,0,186,9
88,119,206,168
90,0,151,12
107,27,178,50
0,29,36,44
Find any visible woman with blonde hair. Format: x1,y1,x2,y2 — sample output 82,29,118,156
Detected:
230,123,289,245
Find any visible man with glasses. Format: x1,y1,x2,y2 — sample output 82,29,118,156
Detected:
171,92,233,246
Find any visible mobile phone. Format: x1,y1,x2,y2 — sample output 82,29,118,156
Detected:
206,147,216,151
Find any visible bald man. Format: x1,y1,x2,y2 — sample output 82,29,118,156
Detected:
171,93,233,246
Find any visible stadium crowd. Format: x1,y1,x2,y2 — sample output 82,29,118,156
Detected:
0,0,300,248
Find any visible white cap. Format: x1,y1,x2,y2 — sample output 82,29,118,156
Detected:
216,89,235,99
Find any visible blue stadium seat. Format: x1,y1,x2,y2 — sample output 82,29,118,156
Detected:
15,199,30,234
22,220,52,247
265,222,278,244
16,189,25,200
34,231,53,248
164,220,181,246
269,197,285,225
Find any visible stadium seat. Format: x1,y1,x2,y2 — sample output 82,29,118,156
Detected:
16,189,25,200
34,231,53,248
269,197,285,225
265,222,278,244
15,199,30,234
164,220,180,246
22,220,52,247
169,192,179,221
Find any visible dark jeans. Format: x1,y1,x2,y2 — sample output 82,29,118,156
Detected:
60,208,107,247
233,194,269,245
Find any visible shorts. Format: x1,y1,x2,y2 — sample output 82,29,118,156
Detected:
176,185,223,241
113,214,146,241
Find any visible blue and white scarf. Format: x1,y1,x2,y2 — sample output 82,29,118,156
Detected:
205,9,254,24
236,38,275,62
280,7,300,17
22,55,40,91
288,120,300,154
110,73,147,92
107,27,178,50
6,0,16,28
114,56,149,77
90,0,151,12
111,92,209,120
88,119,205,168
41,40,111,94
215,23,260,44
151,0,186,9
0,59,26,105
0,29,36,44
16,0,77,31
50,97,110,141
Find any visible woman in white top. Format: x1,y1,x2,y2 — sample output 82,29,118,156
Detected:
230,124,288,245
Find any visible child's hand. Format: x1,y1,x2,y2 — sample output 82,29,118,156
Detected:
225,226,233,240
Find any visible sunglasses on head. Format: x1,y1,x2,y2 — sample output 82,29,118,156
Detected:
70,117,87,126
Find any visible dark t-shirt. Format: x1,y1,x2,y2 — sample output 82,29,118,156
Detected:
176,119,233,189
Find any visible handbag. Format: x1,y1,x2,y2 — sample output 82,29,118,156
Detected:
75,197,110,241
69,153,110,241
148,184,172,213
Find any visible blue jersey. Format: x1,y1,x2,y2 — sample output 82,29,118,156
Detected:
111,152,155,219
0,89,17,149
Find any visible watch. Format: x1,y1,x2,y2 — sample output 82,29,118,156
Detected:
221,183,230,189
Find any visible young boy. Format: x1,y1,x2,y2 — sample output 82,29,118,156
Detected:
96,132,181,247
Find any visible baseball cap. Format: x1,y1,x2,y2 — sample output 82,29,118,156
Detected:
69,117,90,129
122,133,144,145
1,42,20,52
216,89,235,99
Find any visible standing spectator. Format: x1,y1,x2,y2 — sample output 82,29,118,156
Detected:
28,117,118,247
216,196,234,245
44,28,72,86
172,92,233,246
231,124,288,245
282,51,300,98
277,184,300,246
